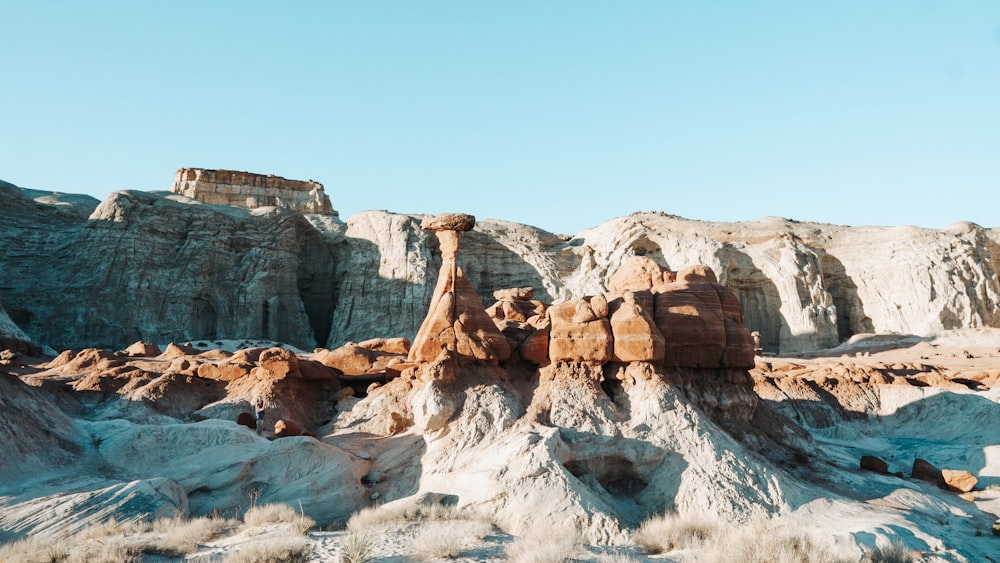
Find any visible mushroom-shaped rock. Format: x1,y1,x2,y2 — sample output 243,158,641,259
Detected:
408,214,511,364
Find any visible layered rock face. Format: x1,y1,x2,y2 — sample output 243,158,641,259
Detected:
0,183,336,350
170,168,336,216
2,176,998,354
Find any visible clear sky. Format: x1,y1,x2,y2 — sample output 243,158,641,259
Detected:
2,1,999,235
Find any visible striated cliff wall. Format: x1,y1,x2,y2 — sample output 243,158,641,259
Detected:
1,178,997,353
170,168,336,216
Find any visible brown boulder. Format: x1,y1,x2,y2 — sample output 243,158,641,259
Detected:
297,359,340,380
609,291,665,363
236,412,256,430
676,264,718,283
421,212,475,232
123,341,162,357
314,344,375,375
912,458,944,486
942,469,978,493
274,419,302,438
258,347,300,379
607,256,675,293
860,455,889,474
358,337,411,355
548,300,613,363
493,287,534,301
654,281,726,368
197,362,252,381
519,322,550,365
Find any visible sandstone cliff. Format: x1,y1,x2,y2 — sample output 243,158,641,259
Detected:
1,178,997,353
170,168,336,216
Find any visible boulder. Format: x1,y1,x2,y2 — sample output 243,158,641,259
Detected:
942,469,978,493
274,419,303,438
912,458,944,486
607,256,674,293
493,287,534,301
358,337,411,355
158,342,198,359
236,412,256,430
654,279,726,368
122,341,162,357
547,300,613,363
609,291,665,363
860,455,889,474
196,362,252,381
314,344,375,375
258,347,300,379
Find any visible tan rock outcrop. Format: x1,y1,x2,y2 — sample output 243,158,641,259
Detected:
170,168,336,216
607,256,675,293
258,347,300,379
123,341,162,358
548,300,613,363
609,291,665,363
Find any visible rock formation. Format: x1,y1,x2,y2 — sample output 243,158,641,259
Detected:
170,168,336,216
1,177,998,355
407,213,511,364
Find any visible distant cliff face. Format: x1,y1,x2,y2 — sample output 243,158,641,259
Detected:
1,178,997,353
170,168,336,216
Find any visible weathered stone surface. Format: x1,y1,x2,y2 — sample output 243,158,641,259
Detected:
3,180,999,356
609,291,665,362
494,287,534,301
170,168,336,216
912,458,944,486
654,280,726,368
607,256,675,293
0,183,336,350
258,347,300,379
860,455,889,474
548,300,613,363
357,337,411,355
942,469,978,493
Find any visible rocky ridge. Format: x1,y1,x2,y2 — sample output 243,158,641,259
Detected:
1,176,998,357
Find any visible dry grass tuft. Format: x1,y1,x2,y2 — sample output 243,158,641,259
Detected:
244,502,315,534
412,519,494,560
633,512,719,554
220,537,312,563
504,521,579,563
695,520,851,563
0,535,73,563
346,502,489,532
864,540,917,563
595,552,641,563
339,530,374,563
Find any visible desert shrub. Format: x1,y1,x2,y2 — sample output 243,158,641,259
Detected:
339,530,373,563
244,502,315,534
695,521,851,563
139,515,235,556
633,512,720,554
504,523,579,563
414,524,466,559
346,502,487,532
865,540,917,563
0,535,72,563
220,537,311,563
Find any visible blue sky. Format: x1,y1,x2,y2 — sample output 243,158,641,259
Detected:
2,1,998,234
